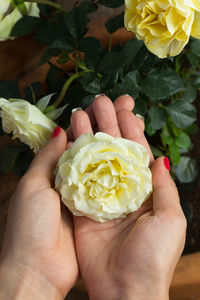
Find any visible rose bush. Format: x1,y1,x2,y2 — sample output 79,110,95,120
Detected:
0,0,39,41
55,132,152,223
124,0,200,58
0,98,56,153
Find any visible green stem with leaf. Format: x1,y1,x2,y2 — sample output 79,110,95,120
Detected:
53,71,88,108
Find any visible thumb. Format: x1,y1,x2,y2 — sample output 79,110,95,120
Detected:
151,157,182,215
27,126,67,182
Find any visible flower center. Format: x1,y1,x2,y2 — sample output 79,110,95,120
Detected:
81,159,128,199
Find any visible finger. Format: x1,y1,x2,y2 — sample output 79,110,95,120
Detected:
117,110,154,164
114,94,135,112
27,127,66,183
151,157,183,215
92,95,121,137
71,110,93,139
93,95,135,133
66,95,134,141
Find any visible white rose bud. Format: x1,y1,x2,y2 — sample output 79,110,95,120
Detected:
0,0,40,41
55,132,152,223
0,98,57,153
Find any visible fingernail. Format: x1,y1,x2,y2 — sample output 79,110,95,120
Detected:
164,157,170,171
72,107,82,114
51,126,61,138
136,114,145,120
95,94,105,98
125,94,131,97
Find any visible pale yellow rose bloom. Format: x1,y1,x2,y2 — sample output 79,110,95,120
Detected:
0,98,57,153
0,1,40,41
125,0,200,58
55,132,152,223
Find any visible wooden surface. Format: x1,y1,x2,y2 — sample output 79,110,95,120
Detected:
0,17,200,300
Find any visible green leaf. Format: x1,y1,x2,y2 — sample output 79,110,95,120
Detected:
78,37,105,69
11,16,41,37
175,132,191,149
35,19,66,45
38,48,61,66
184,85,197,102
0,145,24,173
121,39,144,72
0,81,20,99
36,93,55,112
99,0,124,7
161,125,173,146
161,134,173,146
80,73,102,94
140,52,161,73
134,96,147,116
141,67,184,100
81,94,95,109
78,37,103,52
106,12,124,34
122,70,141,88
46,104,69,121
168,121,182,137
167,101,196,128
169,142,180,166
184,123,198,135
193,72,200,88
145,117,156,136
148,106,167,130
150,145,163,158
101,72,119,90
78,1,98,14
190,39,200,58
175,157,199,183
108,80,139,100
64,7,88,41
99,51,127,74
186,53,199,68
49,38,74,53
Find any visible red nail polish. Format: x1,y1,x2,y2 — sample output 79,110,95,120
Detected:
164,157,170,171
51,126,61,138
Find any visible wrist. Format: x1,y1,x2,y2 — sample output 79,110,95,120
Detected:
89,282,169,300
0,257,65,300
118,289,169,300
118,281,169,300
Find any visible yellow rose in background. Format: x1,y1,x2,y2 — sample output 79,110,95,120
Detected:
0,98,57,153
55,132,152,223
125,0,200,58
0,0,40,41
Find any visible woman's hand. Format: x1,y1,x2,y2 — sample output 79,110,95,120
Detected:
70,95,187,300
0,128,78,299
0,95,134,300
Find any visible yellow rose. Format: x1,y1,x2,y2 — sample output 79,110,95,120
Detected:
55,133,152,223
125,0,200,58
0,98,57,153
0,1,40,41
